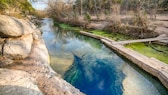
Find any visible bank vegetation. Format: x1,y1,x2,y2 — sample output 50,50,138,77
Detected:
47,0,168,38
0,0,47,19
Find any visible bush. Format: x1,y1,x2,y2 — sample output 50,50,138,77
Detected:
84,13,91,21
32,10,47,19
0,0,35,17
47,0,73,20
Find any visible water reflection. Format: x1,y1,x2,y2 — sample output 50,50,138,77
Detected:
41,18,168,95
64,51,125,95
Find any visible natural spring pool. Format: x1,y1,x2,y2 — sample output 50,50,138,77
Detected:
40,18,168,95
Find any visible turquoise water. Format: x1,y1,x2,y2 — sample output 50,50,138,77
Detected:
41,18,168,95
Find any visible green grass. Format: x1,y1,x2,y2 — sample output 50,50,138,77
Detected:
90,30,133,41
55,23,80,31
125,43,168,64
89,30,168,64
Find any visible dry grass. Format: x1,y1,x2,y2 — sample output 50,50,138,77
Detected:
32,10,47,19
47,0,73,19
47,0,88,27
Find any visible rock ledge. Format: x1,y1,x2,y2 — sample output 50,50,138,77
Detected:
0,15,84,95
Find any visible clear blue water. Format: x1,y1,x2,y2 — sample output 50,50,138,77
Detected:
64,53,125,95
41,18,168,95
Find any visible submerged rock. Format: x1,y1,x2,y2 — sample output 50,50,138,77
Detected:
0,15,35,37
50,52,74,75
0,68,43,95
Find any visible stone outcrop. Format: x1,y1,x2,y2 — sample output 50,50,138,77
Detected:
0,15,35,37
0,69,43,95
0,15,84,95
7,33,84,95
3,34,33,59
0,15,35,61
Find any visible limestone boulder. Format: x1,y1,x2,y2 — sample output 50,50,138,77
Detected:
0,68,43,95
3,34,33,60
0,15,36,37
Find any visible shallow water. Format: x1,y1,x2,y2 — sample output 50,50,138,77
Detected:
40,18,168,95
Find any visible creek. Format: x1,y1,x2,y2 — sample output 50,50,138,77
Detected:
40,18,168,95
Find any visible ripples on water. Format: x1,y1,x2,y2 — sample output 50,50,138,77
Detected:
41,18,168,95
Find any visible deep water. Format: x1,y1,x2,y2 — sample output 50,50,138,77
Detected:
64,53,125,95
40,18,168,95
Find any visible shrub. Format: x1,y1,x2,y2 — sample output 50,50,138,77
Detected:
84,13,91,21
0,0,35,17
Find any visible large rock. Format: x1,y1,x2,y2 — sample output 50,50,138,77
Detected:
3,34,33,59
0,15,36,37
8,39,84,95
0,68,43,95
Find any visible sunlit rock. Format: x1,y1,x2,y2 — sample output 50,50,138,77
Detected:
3,34,33,60
0,15,35,37
0,68,43,95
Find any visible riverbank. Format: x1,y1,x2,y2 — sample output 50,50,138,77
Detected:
0,15,84,95
56,22,168,64
79,31,168,90
89,30,168,64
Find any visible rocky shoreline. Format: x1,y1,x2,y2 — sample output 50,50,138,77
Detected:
0,15,84,95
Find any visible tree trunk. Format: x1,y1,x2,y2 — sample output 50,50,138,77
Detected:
80,0,83,16
94,0,98,19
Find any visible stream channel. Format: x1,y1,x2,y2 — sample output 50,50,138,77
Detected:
40,18,168,95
